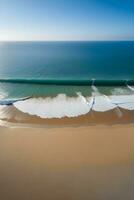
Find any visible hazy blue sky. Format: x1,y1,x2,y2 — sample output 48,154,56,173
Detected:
0,0,134,41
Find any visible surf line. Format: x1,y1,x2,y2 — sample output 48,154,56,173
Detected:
0,78,134,86
0,96,31,106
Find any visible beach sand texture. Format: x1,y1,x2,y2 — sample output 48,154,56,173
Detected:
0,124,134,200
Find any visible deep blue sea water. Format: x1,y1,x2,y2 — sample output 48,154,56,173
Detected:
0,41,134,80
0,41,134,98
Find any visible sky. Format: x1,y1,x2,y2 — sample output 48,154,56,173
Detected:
0,0,134,41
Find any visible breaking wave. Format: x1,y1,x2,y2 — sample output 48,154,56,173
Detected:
14,93,93,118
0,78,134,86
13,93,134,119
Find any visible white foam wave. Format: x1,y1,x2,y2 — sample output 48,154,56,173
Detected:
110,95,134,110
13,94,134,118
110,95,134,104
92,95,117,112
127,85,134,91
14,93,93,118
118,103,134,110
111,87,132,95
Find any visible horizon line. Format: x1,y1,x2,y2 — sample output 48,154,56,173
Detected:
0,40,134,42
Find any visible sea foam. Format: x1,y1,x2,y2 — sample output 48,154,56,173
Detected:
14,93,93,118
13,93,134,118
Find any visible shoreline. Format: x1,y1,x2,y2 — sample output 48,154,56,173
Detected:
0,105,134,128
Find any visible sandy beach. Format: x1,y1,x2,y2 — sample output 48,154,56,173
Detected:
0,0,134,199
0,124,134,200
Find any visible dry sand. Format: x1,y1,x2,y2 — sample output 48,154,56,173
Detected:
0,124,134,200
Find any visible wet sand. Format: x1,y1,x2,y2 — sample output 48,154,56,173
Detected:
0,105,134,126
0,124,134,200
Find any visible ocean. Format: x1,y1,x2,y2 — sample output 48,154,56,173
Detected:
0,41,134,122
